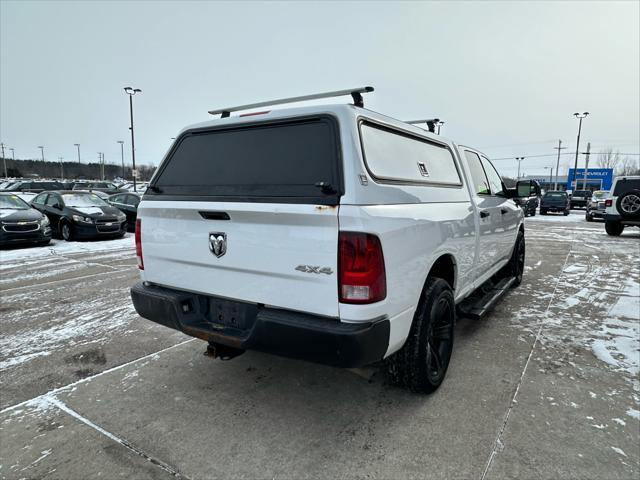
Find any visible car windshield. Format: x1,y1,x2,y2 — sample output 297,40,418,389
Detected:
592,191,607,199
62,193,108,207
0,194,30,210
545,192,566,198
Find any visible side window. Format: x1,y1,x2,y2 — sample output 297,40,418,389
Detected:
129,195,140,207
18,182,31,191
45,194,59,207
464,151,491,195
33,193,48,205
480,157,505,196
360,123,461,185
110,194,123,204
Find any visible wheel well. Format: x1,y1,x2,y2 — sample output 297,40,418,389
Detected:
428,255,456,290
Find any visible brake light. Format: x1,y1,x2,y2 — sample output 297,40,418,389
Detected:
135,219,143,270
605,199,612,207
338,232,386,304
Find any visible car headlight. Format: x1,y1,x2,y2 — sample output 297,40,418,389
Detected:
72,214,93,224
116,213,126,221
40,216,50,226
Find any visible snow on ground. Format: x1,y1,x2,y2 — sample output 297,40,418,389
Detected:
0,234,134,265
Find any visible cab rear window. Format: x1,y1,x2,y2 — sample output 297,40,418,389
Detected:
151,116,342,204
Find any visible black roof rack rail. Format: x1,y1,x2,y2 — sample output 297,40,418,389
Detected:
208,86,374,118
405,118,444,134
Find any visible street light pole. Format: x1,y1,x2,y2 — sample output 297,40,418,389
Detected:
9,148,15,160
74,143,81,164
1,143,6,178
582,142,591,190
516,157,525,179
124,87,142,192
435,120,445,135
58,157,64,179
553,140,566,191
572,112,589,190
38,146,45,162
117,140,125,179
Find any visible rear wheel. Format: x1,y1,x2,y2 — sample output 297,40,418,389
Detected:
563,210,569,216
540,208,547,215
585,211,593,222
605,221,624,236
387,277,455,394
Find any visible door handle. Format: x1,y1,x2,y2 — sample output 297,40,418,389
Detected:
501,208,508,215
480,210,490,218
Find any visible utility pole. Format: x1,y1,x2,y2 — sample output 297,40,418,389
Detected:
38,145,45,162
553,140,566,190
582,142,591,190
117,140,125,179
572,112,589,190
1,143,6,178
74,144,81,164
58,157,64,179
516,157,525,179
99,153,105,180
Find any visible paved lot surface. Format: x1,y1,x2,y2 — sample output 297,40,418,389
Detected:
1,213,639,479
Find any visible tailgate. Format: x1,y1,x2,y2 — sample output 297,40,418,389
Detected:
140,201,340,317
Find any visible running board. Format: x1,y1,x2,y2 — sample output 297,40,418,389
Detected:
457,276,516,320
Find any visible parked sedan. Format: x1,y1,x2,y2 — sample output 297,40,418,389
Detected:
540,191,570,215
0,192,51,247
72,182,125,195
31,191,127,241
107,192,140,231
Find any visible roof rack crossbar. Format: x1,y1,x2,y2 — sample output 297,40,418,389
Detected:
208,86,374,117
405,118,442,133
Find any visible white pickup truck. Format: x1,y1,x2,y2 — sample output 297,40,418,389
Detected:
131,87,539,393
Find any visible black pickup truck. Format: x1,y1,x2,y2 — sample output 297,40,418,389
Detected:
540,191,570,215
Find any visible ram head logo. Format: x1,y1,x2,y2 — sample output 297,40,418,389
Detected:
209,232,227,258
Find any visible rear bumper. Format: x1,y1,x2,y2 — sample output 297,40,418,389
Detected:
131,282,390,368
604,213,640,226
540,205,568,211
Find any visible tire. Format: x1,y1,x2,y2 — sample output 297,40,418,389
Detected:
530,208,536,217
540,208,547,215
505,230,525,287
61,221,74,241
387,277,455,394
585,212,593,222
563,210,569,216
616,190,640,219
605,221,624,236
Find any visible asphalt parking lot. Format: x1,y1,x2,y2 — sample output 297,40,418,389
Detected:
1,211,639,480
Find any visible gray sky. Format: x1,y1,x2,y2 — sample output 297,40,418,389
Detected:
1,0,638,178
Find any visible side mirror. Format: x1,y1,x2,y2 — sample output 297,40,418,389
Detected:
515,180,541,198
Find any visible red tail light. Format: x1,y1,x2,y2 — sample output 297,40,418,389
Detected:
338,232,386,304
605,199,612,207
135,219,144,270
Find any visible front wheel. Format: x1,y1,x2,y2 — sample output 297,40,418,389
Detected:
61,221,74,241
387,277,455,394
506,230,525,287
585,212,593,222
605,221,624,236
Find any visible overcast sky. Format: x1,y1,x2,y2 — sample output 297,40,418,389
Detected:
1,0,638,178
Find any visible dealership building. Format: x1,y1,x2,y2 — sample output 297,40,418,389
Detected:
521,168,614,192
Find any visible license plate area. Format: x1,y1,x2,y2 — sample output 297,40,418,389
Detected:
207,297,258,332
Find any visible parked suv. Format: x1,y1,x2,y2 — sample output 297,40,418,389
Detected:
603,176,640,236
570,189,592,209
130,88,536,393
585,190,609,222
540,191,570,215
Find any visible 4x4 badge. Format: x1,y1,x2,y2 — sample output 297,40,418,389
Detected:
209,232,227,258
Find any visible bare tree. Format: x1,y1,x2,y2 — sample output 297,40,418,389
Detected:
617,156,640,176
597,148,620,170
